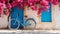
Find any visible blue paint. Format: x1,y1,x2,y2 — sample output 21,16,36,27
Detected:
41,3,52,22
11,7,24,29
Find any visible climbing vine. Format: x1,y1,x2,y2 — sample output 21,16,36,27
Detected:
0,0,58,17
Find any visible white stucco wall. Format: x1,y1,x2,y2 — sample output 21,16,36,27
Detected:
54,4,60,29
0,5,60,29
0,15,8,28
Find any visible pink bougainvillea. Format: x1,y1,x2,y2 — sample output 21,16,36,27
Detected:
0,0,59,17
37,8,42,15
0,2,6,17
40,0,50,10
52,0,58,5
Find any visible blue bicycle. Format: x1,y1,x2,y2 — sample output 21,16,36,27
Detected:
8,13,36,30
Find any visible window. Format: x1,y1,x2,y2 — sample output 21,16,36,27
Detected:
41,3,52,22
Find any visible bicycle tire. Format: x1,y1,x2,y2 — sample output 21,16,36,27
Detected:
9,18,20,30
25,18,36,30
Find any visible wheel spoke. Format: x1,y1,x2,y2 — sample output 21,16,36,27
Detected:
25,19,36,30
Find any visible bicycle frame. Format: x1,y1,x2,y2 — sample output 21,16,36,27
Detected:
10,12,31,28
17,13,31,27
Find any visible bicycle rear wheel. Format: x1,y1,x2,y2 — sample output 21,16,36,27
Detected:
9,18,20,30
25,18,36,30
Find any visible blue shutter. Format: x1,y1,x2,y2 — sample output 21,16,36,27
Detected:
41,3,52,22
11,7,24,29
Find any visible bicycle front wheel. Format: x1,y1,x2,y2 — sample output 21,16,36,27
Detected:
25,18,36,30
9,18,20,30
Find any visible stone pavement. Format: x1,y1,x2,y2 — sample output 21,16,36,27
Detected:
0,30,60,34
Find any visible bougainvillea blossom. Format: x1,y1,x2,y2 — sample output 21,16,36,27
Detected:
0,0,59,17
40,0,49,9
0,2,6,16
38,8,42,15
52,0,58,5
